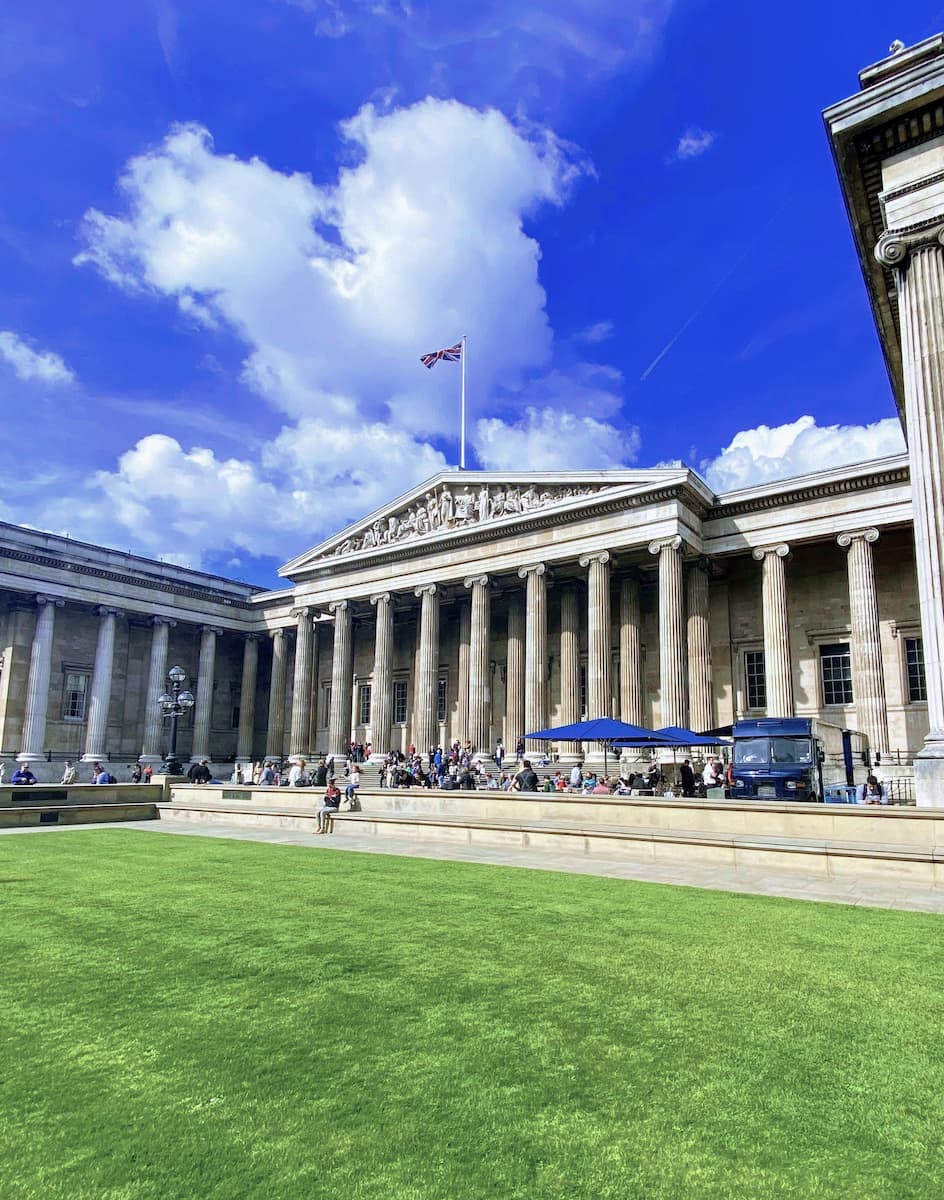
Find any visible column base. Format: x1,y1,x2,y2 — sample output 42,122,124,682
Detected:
138,754,164,765
17,752,46,763
914,739,944,807
81,753,105,763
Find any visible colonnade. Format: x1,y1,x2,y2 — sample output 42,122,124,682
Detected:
6,524,896,765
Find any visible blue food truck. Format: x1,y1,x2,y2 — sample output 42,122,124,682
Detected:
726,718,867,803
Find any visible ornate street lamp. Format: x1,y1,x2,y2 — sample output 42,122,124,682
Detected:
159,665,195,775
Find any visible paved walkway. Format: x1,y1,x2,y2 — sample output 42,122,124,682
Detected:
4,817,944,913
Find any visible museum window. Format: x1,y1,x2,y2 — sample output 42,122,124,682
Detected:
231,705,240,730
63,671,89,721
358,683,371,726
905,637,927,703
437,676,447,724
579,665,587,717
820,642,853,706
744,651,766,710
321,684,332,728
393,679,408,725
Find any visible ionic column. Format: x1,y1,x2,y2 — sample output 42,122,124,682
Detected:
519,563,548,738
265,628,289,759
876,230,944,788
559,584,581,753
327,601,353,758
619,574,642,727
838,529,889,757
752,544,794,718
580,552,611,719
236,634,260,762
464,575,491,753
18,594,64,762
686,559,713,735
140,616,176,762
82,605,124,763
455,599,471,743
189,626,223,762
307,622,321,752
642,539,681,727
289,607,315,760
371,592,395,754
505,597,525,752
412,585,439,756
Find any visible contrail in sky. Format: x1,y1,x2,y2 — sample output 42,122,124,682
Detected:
638,201,791,383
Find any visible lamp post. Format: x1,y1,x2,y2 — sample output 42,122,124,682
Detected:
158,665,195,775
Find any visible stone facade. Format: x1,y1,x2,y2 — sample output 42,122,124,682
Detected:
0,456,928,780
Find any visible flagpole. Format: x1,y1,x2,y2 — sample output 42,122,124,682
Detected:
460,334,467,469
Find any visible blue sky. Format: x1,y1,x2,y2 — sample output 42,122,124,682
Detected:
0,1,933,586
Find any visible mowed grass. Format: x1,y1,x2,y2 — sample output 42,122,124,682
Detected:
1,832,943,1200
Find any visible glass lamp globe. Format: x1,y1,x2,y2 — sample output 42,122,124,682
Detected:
178,691,195,709
158,692,173,707
168,665,187,684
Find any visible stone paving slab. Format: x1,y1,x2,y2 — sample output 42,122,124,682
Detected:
4,817,944,914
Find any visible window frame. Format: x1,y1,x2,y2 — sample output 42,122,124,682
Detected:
62,668,91,722
819,641,854,708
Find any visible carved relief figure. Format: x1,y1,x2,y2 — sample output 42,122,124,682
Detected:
332,481,599,556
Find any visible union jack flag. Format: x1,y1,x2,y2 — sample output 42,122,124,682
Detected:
420,342,462,369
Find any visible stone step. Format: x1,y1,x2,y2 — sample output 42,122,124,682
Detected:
156,800,944,886
0,801,158,828
165,785,944,848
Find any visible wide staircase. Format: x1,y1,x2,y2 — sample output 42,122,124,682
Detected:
158,783,944,887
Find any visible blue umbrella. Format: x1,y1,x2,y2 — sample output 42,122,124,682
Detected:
525,718,671,743
524,718,674,778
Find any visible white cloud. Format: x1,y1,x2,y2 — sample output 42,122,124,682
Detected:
574,320,614,344
35,426,449,569
672,127,716,162
702,415,906,494
63,100,635,565
475,406,640,471
0,330,75,385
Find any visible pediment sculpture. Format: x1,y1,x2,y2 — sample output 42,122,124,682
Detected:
331,481,599,557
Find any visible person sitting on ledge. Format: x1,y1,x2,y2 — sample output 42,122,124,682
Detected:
316,779,341,834
61,760,77,785
187,759,212,785
11,765,37,785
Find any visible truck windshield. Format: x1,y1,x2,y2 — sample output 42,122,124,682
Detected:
734,737,813,765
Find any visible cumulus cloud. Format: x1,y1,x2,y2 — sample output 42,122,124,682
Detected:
75,105,586,432
476,406,640,471
36,426,449,569
61,98,636,565
702,415,906,494
0,330,75,385
672,127,716,162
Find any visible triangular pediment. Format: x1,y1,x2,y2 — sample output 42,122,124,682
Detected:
280,467,703,577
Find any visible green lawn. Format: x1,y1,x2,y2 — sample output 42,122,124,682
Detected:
1,830,942,1200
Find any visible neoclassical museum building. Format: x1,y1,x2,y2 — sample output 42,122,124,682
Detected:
0,453,927,778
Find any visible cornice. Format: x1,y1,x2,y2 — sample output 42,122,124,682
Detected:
0,545,256,610
708,463,910,520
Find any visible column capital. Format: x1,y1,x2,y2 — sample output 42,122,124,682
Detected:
579,550,611,568
35,593,65,609
94,605,125,619
463,574,489,590
270,626,286,640
369,591,392,606
414,583,438,598
243,631,262,642
752,543,790,562
201,624,224,636
328,600,349,616
837,528,880,549
518,563,546,580
150,615,177,628
875,223,944,269
290,605,315,620
646,537,681,557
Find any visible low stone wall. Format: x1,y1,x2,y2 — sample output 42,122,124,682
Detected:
162,785,944,850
